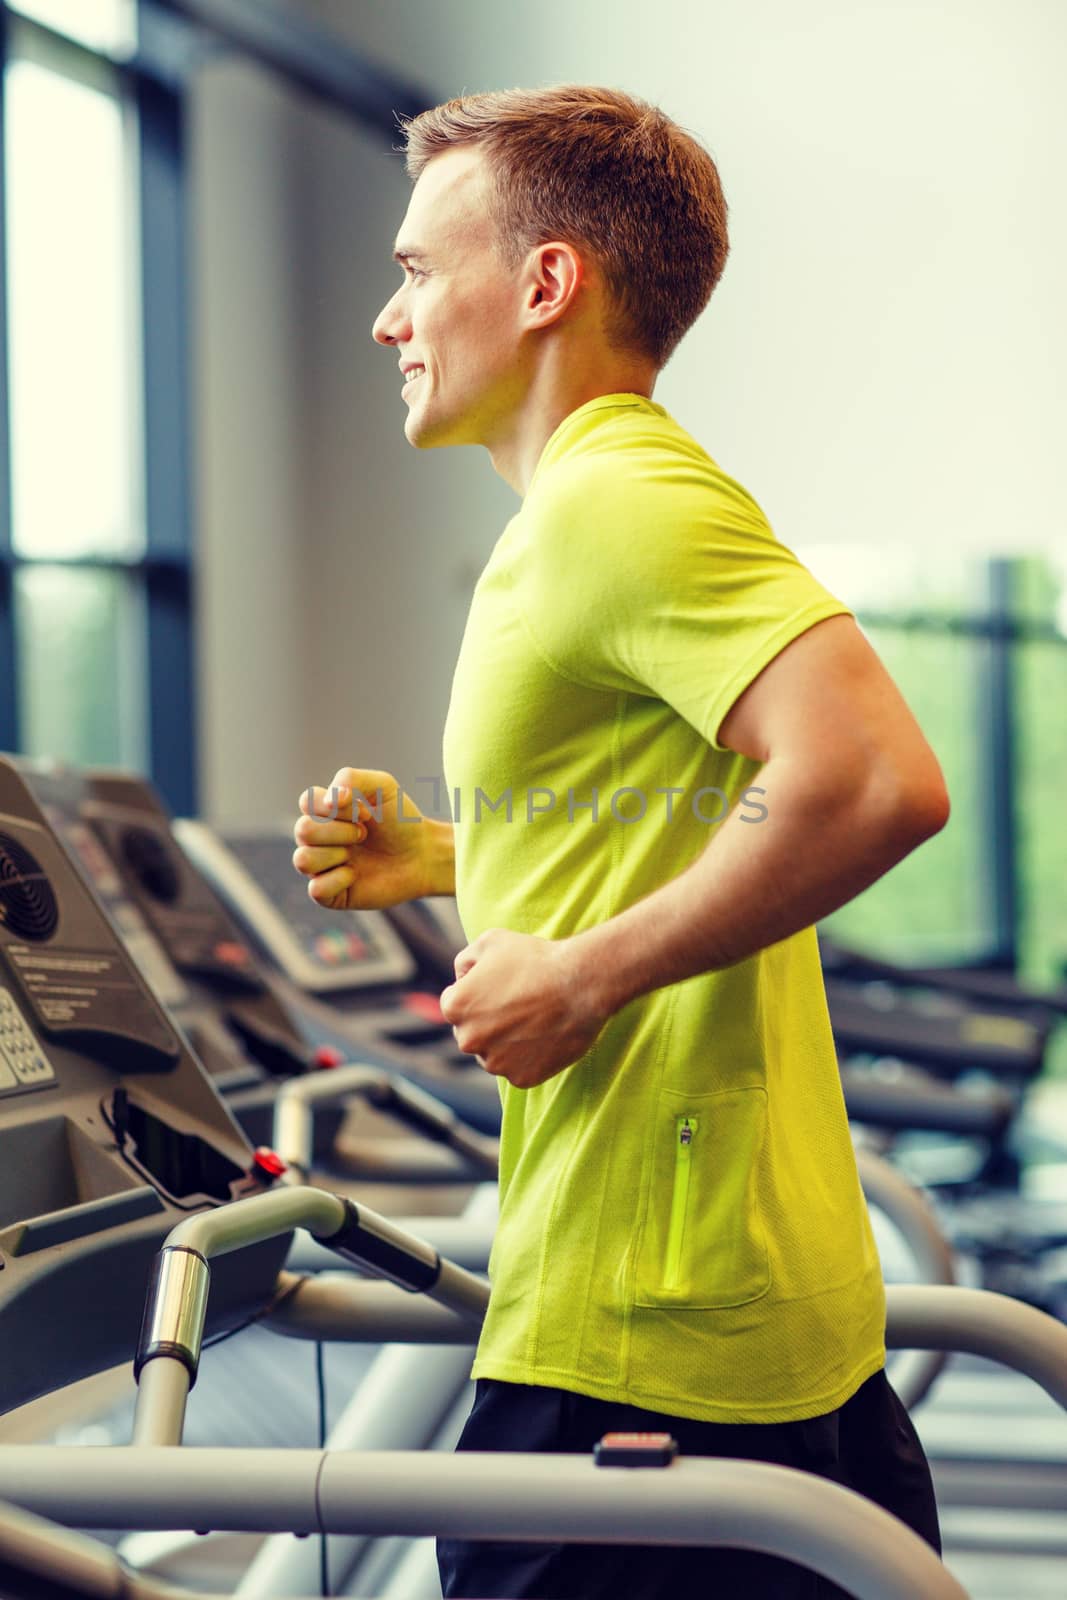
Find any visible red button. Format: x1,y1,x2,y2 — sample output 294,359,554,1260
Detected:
312,1045,345,1070
214,941,249,966
403,992,446,1023
253,1147,287,1177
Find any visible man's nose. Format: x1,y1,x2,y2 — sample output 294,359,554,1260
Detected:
372,291,410,346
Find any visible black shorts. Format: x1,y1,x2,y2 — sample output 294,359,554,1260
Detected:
436,1368,941,1599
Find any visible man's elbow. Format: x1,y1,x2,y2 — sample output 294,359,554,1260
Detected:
879,760,951,846
905,781,951,842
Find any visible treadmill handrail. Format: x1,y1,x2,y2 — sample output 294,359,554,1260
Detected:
820,935,1067,1018
132,1185,491,1444
855,1148,957,1287
855,1147,955,1410
272,1061,499,1181
826,977,1049,1079
262,1270,1067,1418
885,1284,1067,1411
0,1492,233,1600
842,1067,1014,1139
0,1450,968,1600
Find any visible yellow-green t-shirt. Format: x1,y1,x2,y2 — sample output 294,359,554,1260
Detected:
441,393,886,1423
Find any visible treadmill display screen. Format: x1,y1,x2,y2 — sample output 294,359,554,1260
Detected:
173,824,417,993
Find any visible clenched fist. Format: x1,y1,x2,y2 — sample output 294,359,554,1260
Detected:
439,927,609,1090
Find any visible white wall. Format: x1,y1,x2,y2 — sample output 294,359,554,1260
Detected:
191,0,1067,820
298,0,1066,558
284,85,519,820
189,44,516,823
190,57,315,823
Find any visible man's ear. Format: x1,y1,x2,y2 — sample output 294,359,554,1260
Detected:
526,241,584,326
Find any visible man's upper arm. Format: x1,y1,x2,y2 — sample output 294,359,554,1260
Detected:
716,614,950,821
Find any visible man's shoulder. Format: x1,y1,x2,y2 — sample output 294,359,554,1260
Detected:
526,421,775,557
541,408,709,480
528,431,692,526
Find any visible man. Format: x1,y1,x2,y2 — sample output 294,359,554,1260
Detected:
294,85,949,1599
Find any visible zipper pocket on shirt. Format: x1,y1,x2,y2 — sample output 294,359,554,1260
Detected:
662,1115,697,1292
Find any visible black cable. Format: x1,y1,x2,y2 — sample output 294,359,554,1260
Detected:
200,1273,312,1351
190,1276,331,1589
316,1340,330,1596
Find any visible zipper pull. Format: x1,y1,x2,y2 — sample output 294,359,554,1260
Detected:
679,1118,693,1146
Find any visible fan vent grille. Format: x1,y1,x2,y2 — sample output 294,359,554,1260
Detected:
0,832,59,941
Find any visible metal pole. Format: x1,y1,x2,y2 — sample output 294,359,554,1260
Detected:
982,557,1020,969
262,1271,477,1344
234,1348,474,1598
282,1205,496,1275
0,1446,969,1600
236,1182,496,1599
855,1146,955,1409
131,1359,192,1448
886,1284,1067,1409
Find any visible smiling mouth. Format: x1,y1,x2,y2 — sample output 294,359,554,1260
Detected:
402,368,427,393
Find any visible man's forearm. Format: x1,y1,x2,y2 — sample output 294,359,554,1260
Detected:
567,760,948,1018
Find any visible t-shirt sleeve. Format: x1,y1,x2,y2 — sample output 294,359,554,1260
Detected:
514,456,854,753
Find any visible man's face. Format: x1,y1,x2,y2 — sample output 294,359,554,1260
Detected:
372,147,530,447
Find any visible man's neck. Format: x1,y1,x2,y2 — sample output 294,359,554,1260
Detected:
489,374,656,497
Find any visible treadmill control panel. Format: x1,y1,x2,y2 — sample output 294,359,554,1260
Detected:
173,822,417,993
0,985,57,1095
49,814,191,1012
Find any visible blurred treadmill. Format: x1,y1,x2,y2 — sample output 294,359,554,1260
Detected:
172,818,499,1136
0,755,289,1418
824,934,1067,1321
821,934,1067,1021
13,762,498,1150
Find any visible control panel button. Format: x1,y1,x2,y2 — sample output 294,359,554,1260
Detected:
0,986,57,1093
252,1146,287,1178
403,991,447,1024
312,1045,345,1070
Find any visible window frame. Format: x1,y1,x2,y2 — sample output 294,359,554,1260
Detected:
0,1,197,812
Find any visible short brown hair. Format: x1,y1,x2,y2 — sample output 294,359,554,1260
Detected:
397,85,729,371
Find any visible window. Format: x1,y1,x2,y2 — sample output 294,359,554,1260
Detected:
820,622,994,965
798,545,995,964
0,3,196,810
2,15,144,772
5,0,136,56
1012,553,1067,989
5,53,142,560
15,564,145,767
796,544,1067,999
